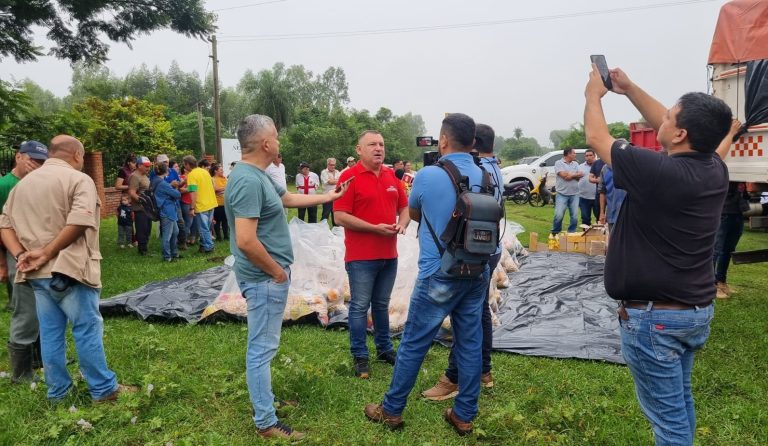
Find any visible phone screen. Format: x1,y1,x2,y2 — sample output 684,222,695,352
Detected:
590,55,613,90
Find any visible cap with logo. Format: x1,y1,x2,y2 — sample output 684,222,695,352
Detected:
136,156,152,166
18,141,49,160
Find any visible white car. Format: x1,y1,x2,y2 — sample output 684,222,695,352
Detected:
501,149,589,189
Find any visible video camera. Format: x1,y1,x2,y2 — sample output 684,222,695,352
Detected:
417,136,440,166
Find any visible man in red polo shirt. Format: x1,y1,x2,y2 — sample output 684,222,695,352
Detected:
334,130,409,379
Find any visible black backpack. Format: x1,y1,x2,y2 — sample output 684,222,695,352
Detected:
423,159,503,279
137,180,161,221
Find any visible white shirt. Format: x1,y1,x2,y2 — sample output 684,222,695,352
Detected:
320,168,341,193
265,162,287,190
295,172,320,195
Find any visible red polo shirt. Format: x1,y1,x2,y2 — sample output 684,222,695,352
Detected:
334,162,408,261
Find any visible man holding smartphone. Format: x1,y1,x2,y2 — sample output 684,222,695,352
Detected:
584,64,731,446
333,130,409,379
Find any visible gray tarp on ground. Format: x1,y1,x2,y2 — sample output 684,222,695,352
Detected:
99,252,623,363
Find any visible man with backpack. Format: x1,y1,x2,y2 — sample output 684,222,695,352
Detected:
365,113,500,436
128,156,153,256
421,123,502,401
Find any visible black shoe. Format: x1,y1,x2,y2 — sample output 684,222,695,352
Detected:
198,247,214,254
354,357,370,379
376,350,397,365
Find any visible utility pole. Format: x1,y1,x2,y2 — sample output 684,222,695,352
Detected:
196,102,206,158
210,35,223,162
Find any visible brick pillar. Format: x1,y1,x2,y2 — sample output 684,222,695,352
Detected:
83,152,108,218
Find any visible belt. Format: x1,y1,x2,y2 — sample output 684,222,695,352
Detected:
621,300,703,310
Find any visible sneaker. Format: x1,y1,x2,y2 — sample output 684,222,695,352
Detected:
257,421,305,441
376,350,397,365
716,282,730,299
481,372,494,388
94,384,139,403
354,357,369,379
443,407,473,436
364,403,404,430
421,374,458,401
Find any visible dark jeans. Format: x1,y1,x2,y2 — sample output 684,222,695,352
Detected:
213,205,229,240
134,210,152,253
713,213,744,283
298,205,317,223
445,252,501,381
579,197,599,226
345,259,398,359
321,202,334,223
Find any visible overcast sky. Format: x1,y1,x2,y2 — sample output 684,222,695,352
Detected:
0,0,730,147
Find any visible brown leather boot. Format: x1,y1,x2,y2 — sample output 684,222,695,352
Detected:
94,384,139,403
364,403,404,430
421,374,458,401
444,408,473,436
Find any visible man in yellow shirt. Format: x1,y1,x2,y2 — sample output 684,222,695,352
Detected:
183,156,218,254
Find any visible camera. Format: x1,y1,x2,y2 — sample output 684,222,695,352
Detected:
416,136,438,147
423,151,440,166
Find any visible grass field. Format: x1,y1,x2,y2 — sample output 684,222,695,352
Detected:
0,202,766,445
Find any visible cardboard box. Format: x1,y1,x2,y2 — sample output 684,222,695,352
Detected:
588,240,606,256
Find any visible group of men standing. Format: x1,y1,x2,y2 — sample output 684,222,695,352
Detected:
0,60,738,446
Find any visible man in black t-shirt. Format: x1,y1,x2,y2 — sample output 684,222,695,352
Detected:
584,65,732,446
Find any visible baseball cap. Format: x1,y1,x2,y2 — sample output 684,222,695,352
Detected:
18,141,49,160
346,156,355,162
156,154,169,163
299,162,310,169
136,156,152,166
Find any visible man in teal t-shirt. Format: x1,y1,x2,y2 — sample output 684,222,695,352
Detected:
0,140,48,383
224,114,349,441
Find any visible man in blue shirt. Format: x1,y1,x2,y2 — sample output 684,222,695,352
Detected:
152,164,182,262
421,123,502,401
598,164,627,233
365,113,489,436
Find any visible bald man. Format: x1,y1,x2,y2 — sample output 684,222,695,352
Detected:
0,135,136,402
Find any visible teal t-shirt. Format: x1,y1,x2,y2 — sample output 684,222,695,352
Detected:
225,162,293,283
0,172,20,212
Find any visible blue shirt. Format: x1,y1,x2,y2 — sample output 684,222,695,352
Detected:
150,167,181,184
409,152,484,279
152,177,181,220
225,162,292,283
599,165,627,224
479,156,503,255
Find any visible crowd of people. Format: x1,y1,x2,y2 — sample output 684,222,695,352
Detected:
0,64,748,446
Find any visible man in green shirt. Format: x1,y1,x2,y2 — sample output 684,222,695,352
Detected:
0,140,48,382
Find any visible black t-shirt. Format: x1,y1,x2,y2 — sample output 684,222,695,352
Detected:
722,182,747,215
604,141,728,306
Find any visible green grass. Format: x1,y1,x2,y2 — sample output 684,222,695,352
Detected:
0,202,766,445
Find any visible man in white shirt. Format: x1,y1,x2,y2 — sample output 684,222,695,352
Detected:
295,162,320,223
341,156,356,174
265,153,287,189
320,157,341,222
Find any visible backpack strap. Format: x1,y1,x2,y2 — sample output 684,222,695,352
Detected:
422,215,445,257
437,159,469,193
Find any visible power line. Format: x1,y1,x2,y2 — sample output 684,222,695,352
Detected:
211,0,286,12
218,0,717,42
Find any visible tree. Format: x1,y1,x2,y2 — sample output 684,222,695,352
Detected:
66,63,122,106
0,1,214,64
170,112,214,157
57,97,177,157
20,80,62,115
557,122,630,149
549,129,571,148
513,127,523,140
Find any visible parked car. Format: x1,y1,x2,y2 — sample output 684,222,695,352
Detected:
501,149,589,189
516,156,539,165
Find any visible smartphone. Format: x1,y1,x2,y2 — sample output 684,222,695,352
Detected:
335,176,355,192
590,55,613,90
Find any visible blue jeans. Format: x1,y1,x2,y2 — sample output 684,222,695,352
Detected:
241,268,291,430
29,278,118,401
446,252,500,381
181,203,197,239
620,303,714,446
713,213,744,283
196,209,214,251
382,269,488,422
345,259,397,358
552,193,579,233
160,216,179,260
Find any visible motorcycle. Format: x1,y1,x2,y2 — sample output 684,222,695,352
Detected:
503,180,530,205
528,174,553,207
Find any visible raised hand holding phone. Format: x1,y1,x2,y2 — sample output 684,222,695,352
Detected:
590,55,613,90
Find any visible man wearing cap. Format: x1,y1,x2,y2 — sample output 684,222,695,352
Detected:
295,162,320,223
341,156,356,174
0,140,47,382
0,135,137,402
128,156,153,255
265,153,287,190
